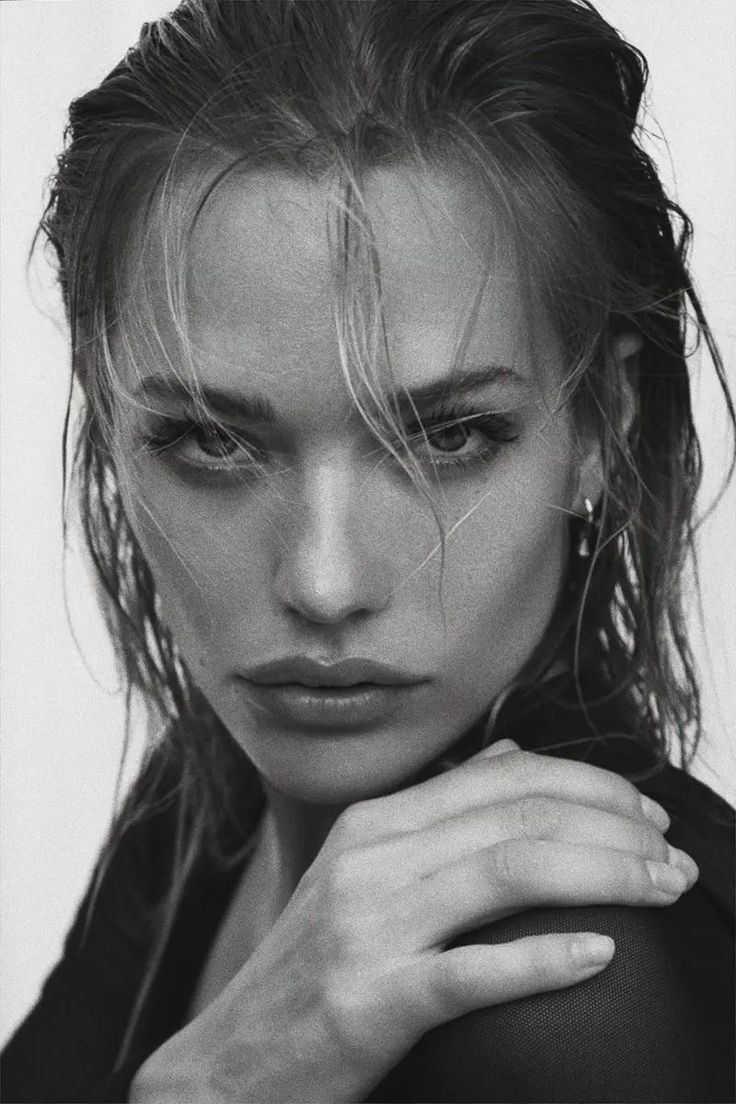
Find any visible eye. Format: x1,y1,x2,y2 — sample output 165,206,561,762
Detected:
405,406,520,471
188,423,241,460
422,422,475,453
143,415,265,475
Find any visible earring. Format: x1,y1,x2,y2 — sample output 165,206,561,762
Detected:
577,496,596,558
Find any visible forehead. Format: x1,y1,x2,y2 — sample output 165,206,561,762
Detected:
119,161,559,400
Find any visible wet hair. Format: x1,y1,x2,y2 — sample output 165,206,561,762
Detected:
37,0,733,1065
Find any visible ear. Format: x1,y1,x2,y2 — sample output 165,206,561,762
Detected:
612,330,642,442
573,330,642,514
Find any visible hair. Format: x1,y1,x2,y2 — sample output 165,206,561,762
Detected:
36,0,733,1071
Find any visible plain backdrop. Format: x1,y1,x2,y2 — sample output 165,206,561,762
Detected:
1,0,735,1047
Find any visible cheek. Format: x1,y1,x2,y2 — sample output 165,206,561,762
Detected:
119,475,265,677
435,456,574,688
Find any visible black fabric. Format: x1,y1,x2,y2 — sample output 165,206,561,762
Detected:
2,682,734,1103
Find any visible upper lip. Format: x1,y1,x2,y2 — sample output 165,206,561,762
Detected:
243,657,426,688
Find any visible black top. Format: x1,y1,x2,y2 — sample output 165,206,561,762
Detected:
3,680,735,1104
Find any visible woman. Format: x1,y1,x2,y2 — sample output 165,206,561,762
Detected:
2,1,734,1101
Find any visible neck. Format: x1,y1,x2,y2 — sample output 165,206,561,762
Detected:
258,782,347,911
252,674,571,913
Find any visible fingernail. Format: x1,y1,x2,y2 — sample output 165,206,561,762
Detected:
647,860,688,895
485,738,519,757
668,846,699,885
571,934,615,968
640,795,670,831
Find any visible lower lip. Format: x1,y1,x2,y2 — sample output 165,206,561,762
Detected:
240,681,422,730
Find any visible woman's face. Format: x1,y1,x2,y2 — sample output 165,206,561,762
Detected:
114,163,593,804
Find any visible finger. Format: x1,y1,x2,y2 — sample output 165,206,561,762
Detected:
367,750,667,836
403,933,616,1031
415,839,695,942
389,798,689,878
471,745,669,831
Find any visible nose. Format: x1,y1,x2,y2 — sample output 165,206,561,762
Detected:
272,458,392,625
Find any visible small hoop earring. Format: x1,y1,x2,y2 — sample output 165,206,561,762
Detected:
577,496,596,558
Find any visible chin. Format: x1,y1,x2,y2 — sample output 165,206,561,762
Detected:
229,724,455,806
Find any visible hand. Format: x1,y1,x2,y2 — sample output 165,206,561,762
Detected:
130,740,697,1104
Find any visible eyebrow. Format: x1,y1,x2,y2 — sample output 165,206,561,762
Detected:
136,377,277,423
395,366,528,413
134,365,526,423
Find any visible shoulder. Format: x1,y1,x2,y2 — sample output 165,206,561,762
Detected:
369,694,735,1103
0,743,187,1102
370,893,734,1103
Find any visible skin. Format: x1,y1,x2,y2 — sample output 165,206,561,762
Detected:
117,163,698,1103
116,163,600,840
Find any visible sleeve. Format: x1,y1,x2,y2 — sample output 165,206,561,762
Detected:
367,891,735,1104
0,757,179,1104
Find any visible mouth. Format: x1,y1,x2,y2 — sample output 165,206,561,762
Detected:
244,656,426,689
239,657,428,730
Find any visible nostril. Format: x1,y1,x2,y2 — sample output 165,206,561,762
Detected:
273,546,392,625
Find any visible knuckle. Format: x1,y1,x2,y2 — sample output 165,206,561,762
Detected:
635,857,657,900
516,797,537,837
330,802,367,843
320,972,371,1052
325,800,379,857
637,822,668,860
485,746,534,780
486,838,521,888
608,771,643,814
320,970,409,1065
576,760,640,814
619,855,651,901
431,952,470,1018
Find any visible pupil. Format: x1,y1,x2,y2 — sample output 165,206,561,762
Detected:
196,425,235,457
428,424,470,453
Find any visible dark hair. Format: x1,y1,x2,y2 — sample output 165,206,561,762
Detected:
37,0,733,1065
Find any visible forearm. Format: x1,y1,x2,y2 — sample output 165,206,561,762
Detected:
127,988,372,1104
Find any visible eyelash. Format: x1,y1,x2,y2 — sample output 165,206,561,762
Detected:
141,401,520,479
403,401,520,471
143,418,265,477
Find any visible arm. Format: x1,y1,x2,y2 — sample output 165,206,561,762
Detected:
368,893,735,1103
128,746,700,1104
2,847,152,1103
0,754,182,1104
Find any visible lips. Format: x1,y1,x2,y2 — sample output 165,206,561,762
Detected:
239,657,427,730
243,656,425,689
